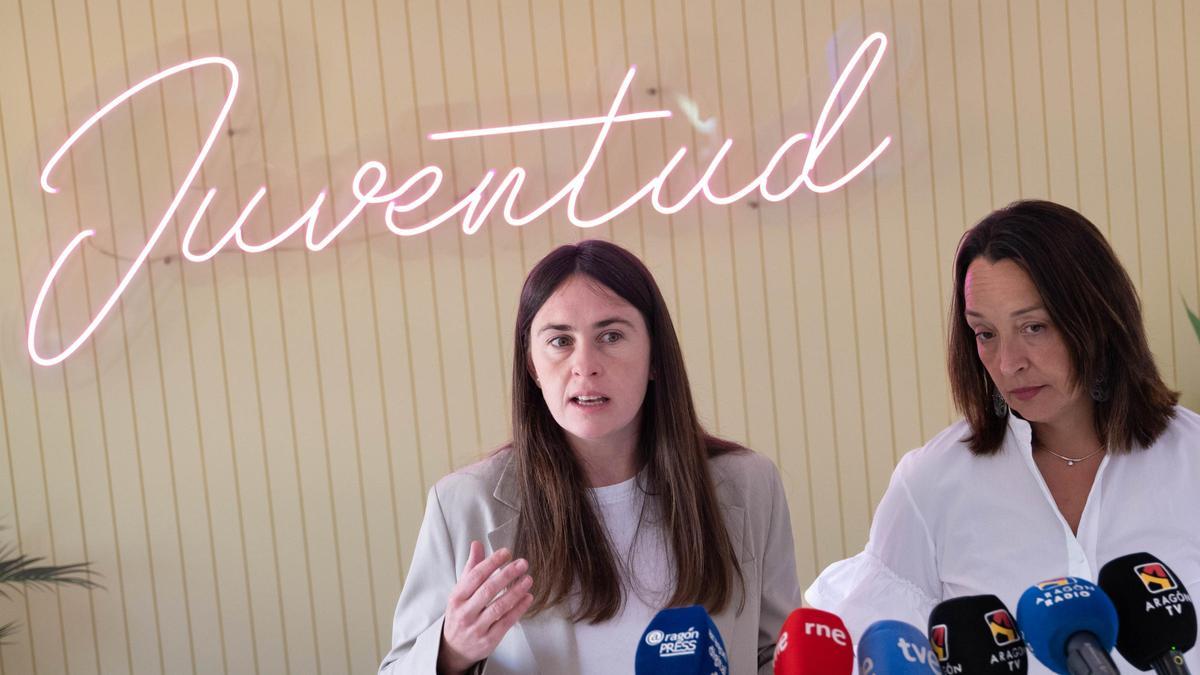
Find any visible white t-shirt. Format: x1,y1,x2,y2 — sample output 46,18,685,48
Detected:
805,406,1200,674
574,475,672,675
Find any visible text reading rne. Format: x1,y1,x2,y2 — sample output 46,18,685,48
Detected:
804,621,849,646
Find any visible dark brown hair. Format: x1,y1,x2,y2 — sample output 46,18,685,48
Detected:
948,199,1178,454
510,240,743,622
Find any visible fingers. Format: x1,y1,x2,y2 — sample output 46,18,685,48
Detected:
462,557,529,617
441,573,533,668
464,540,483,573
440,546,534,667
482,574,533,624
484,585,535,643
449,547,512,605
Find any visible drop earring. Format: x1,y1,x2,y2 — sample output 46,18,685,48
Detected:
1089,372,1109,402
991,386,1009,417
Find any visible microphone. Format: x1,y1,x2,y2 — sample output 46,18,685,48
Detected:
1098,552,1196,674
927,594,1027,674
772,608,854,674
1016,577,1120,675
635,605,729,674
858,619,942,674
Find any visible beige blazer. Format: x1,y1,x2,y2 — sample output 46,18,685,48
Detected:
378,448,803,674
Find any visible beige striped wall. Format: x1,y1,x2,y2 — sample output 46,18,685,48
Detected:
1,0,1198,672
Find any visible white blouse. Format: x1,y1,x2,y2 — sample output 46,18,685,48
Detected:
805,406,1200,674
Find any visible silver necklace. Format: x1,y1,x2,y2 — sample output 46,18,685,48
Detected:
1038,444,1105,467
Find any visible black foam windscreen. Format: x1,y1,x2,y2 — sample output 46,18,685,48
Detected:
1098,552,1197,670
927,594,1027,674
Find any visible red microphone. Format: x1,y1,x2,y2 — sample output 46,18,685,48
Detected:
773,608,855,674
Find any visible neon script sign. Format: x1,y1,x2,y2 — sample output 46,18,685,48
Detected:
30,32,890,366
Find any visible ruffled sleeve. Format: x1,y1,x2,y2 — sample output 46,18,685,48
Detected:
803,452,942,642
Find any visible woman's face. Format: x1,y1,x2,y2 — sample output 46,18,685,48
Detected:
963,257,1090,428
528,274,653,455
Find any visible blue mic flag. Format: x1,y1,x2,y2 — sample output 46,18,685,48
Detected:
858,620,942,674
1017,577,1119,674
635,605,729,674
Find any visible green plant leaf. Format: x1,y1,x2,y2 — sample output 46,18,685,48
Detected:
1187,298,1200,344
0,524,99,643
0,547,99,599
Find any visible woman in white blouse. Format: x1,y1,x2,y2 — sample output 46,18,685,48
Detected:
806,200,1200,673
380,240,803,674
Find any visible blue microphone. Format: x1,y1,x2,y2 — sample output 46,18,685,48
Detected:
1017,577,1120,675
858,620,942,674
635,605,729,674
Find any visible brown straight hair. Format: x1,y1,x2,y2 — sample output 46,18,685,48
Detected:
948,200,1178,455
509,240,743,623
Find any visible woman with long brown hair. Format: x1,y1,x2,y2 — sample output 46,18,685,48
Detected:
805,200,1200,673
380,240,802,674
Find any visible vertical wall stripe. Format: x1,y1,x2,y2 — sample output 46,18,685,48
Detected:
363,0,413,591
705,0,748,441
888,0,925,457
337,0,391,656
271,0,327,667
1091,0,1113,238
1063,1,1083,206
917,0,947,435
304,0,376,667
1034,1,1053,197
790,0,847,561
46,0,106,670
765,0,819,578
616,0,649,258
0,78,41,675
1004,2,1024,195
177,4,240,672
734,0,780,464
646,0,684,316
678,0,720,432
146,1,225,669
205,3,264,672
556,0,580,246
1184,0,1200,314
77,0,142,669
1149,1,1178,383
1120,0,1145,287
974,1,996,207
584,0,615,244
461,0,510,447
857,0,900,509
239,0,301,669
108,2,171,668
398,0,432,500
16,0,84,669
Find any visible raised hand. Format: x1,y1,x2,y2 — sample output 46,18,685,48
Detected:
437,541,535,675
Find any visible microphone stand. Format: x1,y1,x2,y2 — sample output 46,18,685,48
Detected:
1151,649,1191,675
1065,633,1120,675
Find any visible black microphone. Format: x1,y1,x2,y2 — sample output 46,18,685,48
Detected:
1099,552,1196,674
928,594,1027,674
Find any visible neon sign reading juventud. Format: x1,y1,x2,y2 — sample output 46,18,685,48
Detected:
30,32,889,366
